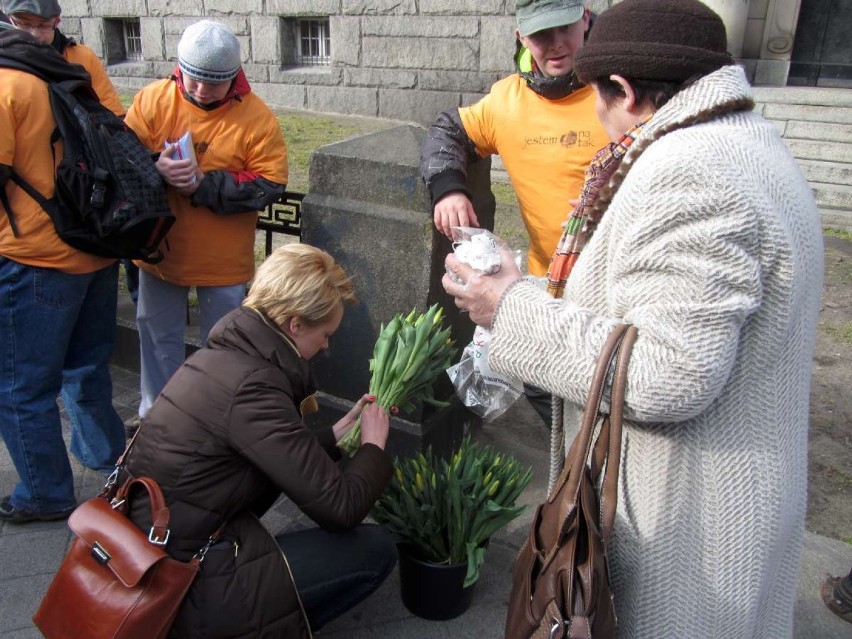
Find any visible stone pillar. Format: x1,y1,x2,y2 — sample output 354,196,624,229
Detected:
756,0,803,85
301,125,496,456
699,0,750,58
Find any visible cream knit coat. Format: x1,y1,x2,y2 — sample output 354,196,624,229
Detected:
489,66,823,638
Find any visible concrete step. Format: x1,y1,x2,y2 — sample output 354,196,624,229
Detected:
763,103,852,125
754,87,852,108
783,120,852,144
812,183,852,211
787,139,852,164
821,207,852,229
798,159,852,186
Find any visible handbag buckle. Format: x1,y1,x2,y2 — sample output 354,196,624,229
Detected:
550,618,563,639
148,527,170,545
91,542,111,565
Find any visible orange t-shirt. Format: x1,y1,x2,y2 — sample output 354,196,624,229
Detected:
64,43,126,117
125,78,288,286
0,69,113,274
459,77,609,276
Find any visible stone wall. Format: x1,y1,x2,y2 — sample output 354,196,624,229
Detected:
60,1,817,123
60,0,612,124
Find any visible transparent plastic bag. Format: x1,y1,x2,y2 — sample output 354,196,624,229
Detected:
445,228,523,421
447,326,523,422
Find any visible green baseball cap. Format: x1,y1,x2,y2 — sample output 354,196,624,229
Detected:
516,0,585,37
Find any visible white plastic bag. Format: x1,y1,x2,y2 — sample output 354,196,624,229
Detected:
445,227,523,421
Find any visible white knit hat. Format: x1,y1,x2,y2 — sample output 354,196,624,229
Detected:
177,20,240,83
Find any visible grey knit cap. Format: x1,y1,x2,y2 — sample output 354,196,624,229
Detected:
3,0,61,18
177,20,241,83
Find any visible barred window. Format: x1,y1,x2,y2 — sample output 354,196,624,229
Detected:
122,19,142,62
104,17,142,64
296,19,330,66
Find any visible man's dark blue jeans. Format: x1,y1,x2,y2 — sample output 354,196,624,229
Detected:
0,258,125,513
275,523,397,630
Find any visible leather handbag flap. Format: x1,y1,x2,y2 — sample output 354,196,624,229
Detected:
68,497,168,588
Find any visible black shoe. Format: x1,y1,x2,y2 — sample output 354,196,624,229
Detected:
0,496,75,524
821,574,852,624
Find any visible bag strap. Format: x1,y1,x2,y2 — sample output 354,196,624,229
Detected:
553,324,630,528
596,325,637,544
102,423,143,497
0,184,20,237
106,429,228,556
113,475,172,546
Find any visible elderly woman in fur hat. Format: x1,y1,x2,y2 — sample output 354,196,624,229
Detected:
443,0,824,636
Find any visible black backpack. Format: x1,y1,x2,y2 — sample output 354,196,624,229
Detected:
0,32,174,263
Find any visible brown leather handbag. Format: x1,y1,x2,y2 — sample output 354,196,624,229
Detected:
505,324,637,639
33,474,211,639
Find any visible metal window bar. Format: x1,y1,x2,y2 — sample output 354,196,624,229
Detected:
296,19,330,66
123,20,142,62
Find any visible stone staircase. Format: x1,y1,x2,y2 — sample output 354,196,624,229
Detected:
492,86,852,230
754,86,852,230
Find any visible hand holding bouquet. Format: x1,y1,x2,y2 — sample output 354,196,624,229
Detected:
337,304,456,456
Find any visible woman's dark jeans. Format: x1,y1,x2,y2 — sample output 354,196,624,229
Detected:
275,523,397,630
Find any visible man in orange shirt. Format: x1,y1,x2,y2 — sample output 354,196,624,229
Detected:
0,28,125,523
125,20,288,422
3,0,124,116
420,0,608,276
3,0,138,304
420,0,609,426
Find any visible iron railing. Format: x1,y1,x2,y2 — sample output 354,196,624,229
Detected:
256,190,304,256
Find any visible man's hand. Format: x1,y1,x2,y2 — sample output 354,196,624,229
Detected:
156,144,203,196
433,192,479,239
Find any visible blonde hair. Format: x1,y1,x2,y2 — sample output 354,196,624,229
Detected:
245,244,357,327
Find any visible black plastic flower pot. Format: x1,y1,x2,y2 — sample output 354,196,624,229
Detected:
397,545,475,620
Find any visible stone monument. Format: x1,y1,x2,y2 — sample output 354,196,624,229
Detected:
301,125,496,457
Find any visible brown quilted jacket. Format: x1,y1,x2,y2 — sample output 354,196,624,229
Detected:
125,307,393,638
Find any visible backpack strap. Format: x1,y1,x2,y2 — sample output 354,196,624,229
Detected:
1,170,63,237
0,182,19,237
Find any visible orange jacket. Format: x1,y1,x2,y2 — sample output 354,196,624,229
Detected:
63,43,125,116
125,72,288,286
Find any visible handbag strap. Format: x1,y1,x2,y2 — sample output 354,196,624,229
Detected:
596,324,637,544
106,429,228,557
114,475,172,545
553,324,630,528
102,423,144,498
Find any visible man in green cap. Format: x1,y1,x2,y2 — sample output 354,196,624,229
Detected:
420,0,609,427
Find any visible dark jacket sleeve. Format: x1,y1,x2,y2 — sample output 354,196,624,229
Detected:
419,108,479,206
191,172,286,215
229,370,393,533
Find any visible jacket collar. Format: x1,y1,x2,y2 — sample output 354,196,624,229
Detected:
637,66,755,147
513,41,585,101
206,307,317,405
51,29,74,54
